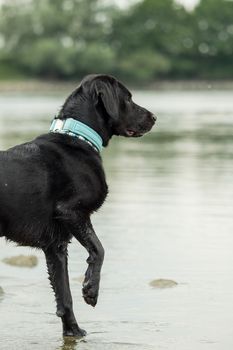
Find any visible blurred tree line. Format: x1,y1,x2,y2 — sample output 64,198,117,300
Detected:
0,0,232,83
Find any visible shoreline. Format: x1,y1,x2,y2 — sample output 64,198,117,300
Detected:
0,79,233,93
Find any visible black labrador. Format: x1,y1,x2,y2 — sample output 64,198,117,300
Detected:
0,74,155,337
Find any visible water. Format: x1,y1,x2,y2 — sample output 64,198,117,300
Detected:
0,88,232,349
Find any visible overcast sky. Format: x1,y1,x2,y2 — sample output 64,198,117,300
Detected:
174,0,200,9
114,0,200,10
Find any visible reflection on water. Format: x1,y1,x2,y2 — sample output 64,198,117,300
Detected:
59,337,83,350
0,89,233,350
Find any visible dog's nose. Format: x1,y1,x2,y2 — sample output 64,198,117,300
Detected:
151,114,157,122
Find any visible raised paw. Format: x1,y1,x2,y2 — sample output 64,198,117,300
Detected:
82,279,99,307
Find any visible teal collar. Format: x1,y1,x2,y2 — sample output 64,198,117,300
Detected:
50,118,103,152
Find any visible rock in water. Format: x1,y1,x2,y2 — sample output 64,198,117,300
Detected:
2,255,38,267
149,279,178,289
0,286,4,296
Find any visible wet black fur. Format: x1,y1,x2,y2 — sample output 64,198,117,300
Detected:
0,74,155,337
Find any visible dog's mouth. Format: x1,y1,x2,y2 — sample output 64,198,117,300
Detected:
125,129,144,137
125,117,155,138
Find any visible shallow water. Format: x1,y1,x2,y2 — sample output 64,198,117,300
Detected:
0,88,233,349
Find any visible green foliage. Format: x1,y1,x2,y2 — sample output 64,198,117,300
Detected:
0,0,113,79
191,0,233,78
0,62,25,80
0,0,232,82
117,50,171,82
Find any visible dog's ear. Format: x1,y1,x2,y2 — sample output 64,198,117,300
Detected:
93,80,119,121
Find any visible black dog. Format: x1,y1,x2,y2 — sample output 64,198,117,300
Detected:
0,74,155,336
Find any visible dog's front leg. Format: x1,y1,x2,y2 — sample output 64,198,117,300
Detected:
73,219,105,307
44,243,86,337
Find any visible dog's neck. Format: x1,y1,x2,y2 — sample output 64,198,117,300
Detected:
50,118,103,152
57,93,113,147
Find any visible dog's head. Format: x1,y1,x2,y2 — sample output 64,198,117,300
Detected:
60,74,156,146
82,74,156,138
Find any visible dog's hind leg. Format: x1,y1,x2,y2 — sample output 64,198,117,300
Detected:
44,242,86,337
73,219,105,307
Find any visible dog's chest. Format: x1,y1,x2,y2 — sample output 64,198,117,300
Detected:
54,157,108,214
